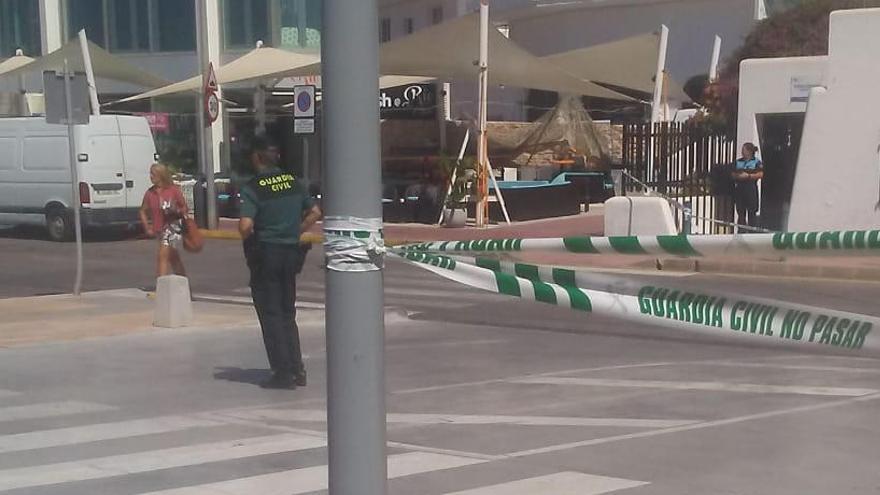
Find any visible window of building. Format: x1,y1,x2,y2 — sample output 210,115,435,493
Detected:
0,0,41,57
154,0,196,51
430,6,443,25
67,0,106,47
109,0,150,51
225,0,270,49
280,0,321,50
380,17,391,42
67,0,195,53
404,17,414,35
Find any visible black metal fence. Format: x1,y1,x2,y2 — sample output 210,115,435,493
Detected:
622,122,737,234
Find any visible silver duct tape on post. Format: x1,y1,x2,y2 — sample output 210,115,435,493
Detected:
324,216,385,272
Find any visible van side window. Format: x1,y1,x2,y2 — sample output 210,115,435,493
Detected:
0,138,16,171
23,138,68,171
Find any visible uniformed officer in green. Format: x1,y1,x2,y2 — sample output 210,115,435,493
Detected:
239,138,322,390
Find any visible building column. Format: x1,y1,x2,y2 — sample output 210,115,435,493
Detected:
39,0,64,54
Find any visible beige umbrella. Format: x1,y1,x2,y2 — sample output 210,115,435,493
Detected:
0,40,168,88
282,14,634,100
0,50,35,77
542,32,691,103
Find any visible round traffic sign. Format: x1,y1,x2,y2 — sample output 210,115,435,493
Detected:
205,92,220,124
296,91,312,113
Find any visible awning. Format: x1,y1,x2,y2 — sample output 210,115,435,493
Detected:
110,47,319,104
541,32,691,102
0,53,35,77
0,39,169,89
109,47,427,105
284,14,633,101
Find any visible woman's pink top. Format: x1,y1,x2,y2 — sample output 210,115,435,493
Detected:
143,185,188,232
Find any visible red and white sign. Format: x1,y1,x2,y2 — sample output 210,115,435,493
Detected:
136,112,170,133
204,62,220,126
204,62,218,92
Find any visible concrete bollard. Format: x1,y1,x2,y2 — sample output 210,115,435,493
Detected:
605,196,678,236
153,275,192,328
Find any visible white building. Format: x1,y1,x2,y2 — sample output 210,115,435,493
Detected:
737,8,880,232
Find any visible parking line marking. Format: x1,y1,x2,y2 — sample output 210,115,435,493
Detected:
138,452,486,495
0,433,326,492
442,471,647,495
0,401,115,423
229,409,696,429
0,414,222,454
509,377,877,397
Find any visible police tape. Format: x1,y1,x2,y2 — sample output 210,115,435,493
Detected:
402,230,880,258
323,216,385,272
394,251,879,358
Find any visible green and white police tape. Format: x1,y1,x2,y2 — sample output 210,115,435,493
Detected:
395,251,879,358
403,230,880,257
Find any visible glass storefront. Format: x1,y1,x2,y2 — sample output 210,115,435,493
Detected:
67,0,196,52
279,0,321,50
223,0,321,50
0,0,41,57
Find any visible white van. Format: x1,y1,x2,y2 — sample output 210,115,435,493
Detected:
0,115,158,241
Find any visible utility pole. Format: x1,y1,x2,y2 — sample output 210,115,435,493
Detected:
323,0,387,494
194,0,218,229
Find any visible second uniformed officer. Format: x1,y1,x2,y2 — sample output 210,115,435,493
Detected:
239,138,322,390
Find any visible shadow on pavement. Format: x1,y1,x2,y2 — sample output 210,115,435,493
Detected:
213,367,272,386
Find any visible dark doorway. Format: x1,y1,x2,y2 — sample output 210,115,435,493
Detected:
757,113,806,231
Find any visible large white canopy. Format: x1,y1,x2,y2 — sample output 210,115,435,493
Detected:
0,39,169,88
285,14,632,100
110,46,428,105
542,32,690,102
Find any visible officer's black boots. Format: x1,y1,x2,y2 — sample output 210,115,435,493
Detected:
260,372,297,390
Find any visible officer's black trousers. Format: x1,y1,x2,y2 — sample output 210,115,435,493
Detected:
249,242,303,375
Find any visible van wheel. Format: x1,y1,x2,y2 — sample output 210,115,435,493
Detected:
46,208,73,242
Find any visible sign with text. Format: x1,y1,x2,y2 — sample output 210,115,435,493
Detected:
294,118,315,135
137,112,170,133
379,83,436,119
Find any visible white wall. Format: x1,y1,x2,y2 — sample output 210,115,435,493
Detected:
787,8,880,231
736,56,828,151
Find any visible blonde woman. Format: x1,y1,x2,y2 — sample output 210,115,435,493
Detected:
139,164,189,277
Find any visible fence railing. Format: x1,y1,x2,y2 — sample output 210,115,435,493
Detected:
622,122,737,235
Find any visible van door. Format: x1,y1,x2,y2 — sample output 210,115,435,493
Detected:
78,126,127,210
116,117,157,208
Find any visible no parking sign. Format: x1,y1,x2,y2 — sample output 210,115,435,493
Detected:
293,85,316,134
293,85,316,118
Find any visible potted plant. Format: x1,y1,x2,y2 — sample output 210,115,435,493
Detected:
439,155,476,228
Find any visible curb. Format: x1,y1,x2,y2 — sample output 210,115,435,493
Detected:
657,258,880,283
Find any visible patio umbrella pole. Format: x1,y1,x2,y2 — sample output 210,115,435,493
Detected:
476,0,490,227
438,128,471,225
487,157,511,224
